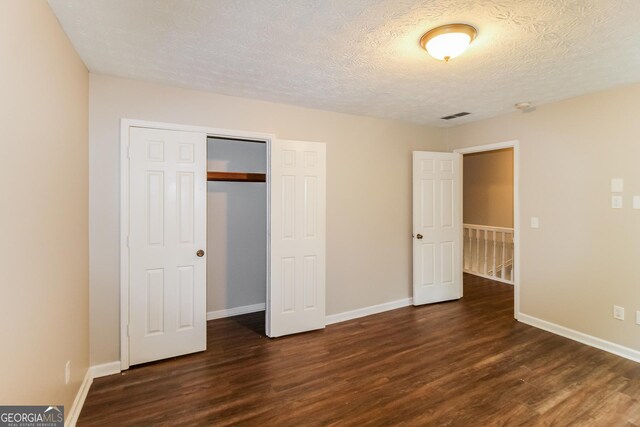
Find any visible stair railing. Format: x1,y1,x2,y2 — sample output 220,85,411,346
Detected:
463,224,514,284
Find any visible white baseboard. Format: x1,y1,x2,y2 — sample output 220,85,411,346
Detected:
518,313,640,363
326,297,413,325
90,361,122,379
207,302,266,320
65,362,121,426
65,368,93,427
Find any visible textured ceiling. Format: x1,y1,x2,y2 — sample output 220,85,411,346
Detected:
48,0,640,126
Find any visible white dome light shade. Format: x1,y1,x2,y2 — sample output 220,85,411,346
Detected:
420,24,477,62
426,33,471,61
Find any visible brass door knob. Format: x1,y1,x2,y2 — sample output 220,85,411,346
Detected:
196,250,205,257
416,234,423,239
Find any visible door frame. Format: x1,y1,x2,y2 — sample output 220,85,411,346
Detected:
453,140,520,319
120,118,275,370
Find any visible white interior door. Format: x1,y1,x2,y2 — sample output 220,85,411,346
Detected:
268,139,326,337
412,151,462,305
128,127,207,365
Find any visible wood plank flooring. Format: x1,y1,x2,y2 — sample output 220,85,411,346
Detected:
79,274,640,426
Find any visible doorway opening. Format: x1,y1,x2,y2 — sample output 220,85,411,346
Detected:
455,141,520,318
462,148,514,283
206,137,268,334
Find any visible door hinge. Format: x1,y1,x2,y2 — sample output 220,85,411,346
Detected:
127,324,131,337
127,145,132,158
126,235,130,248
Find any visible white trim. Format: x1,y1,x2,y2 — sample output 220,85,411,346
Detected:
119,119,130,371
326,298,413,325
518,313,640,363
207,303,266,320
265,135,272,337
120,118,275,370
121,119,276,142
454,140,520,320
456,152,464,300
453,140,517,154
90,361,122,379
65,369,93,427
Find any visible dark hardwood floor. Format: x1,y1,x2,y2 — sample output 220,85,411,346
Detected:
79,274,640,426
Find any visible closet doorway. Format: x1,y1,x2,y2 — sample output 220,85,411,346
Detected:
120,120,327,370
206,137,267,322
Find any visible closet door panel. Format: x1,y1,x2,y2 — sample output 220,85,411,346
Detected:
268,139,326,337
128,127,207,365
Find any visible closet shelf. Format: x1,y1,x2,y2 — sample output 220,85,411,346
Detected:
207,171,266,182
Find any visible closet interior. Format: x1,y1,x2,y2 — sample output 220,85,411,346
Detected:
206,137,267,327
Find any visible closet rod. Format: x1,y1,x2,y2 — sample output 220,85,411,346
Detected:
207,171,266,182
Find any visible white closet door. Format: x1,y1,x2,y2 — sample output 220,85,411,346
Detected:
412,151,462,305
268,139,326,337
129,127,207,365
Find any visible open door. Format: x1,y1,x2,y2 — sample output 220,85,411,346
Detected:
268,139,326,337
128,127,207,365
412,151,462,305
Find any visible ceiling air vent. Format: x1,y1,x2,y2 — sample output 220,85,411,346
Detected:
440,112,471,120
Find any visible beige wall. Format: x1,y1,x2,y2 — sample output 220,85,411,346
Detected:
89,74,446,365
463,149,514,228
447,83,640,352
0,0,89,416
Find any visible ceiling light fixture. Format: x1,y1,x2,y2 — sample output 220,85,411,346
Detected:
420,24,477,62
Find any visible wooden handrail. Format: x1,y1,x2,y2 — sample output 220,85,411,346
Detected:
207,172,266,182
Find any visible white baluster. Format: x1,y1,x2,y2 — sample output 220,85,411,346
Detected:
467,228,471,272
476,229,480,273
501,231,506,279
483,229,488,275
492,230,497,279
467,227,472,270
